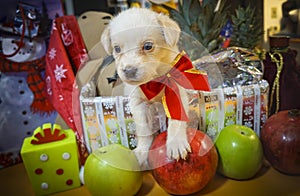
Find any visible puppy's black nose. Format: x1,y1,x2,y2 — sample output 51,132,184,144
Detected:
123,66,138,78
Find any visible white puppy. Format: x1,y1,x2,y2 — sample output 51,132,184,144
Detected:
101,8,194,168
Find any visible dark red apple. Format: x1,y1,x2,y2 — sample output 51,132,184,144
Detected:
148,128,218,195
261,109,300,175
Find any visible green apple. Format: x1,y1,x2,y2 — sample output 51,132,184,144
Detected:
84,144,143,196
215,124,263,180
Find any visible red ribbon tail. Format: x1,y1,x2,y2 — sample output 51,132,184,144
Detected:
164,84,189,121
181,71,211,91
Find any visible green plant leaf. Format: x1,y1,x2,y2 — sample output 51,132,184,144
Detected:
181,0,192,26
202,0,218,7
189,0,201,25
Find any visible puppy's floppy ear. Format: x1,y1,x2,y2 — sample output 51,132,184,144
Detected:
157,14,180,47
101,26,113,55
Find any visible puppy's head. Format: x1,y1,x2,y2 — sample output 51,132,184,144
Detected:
101,8,181,86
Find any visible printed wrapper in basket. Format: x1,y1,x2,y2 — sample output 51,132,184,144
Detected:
80,96,167,153
80,80,268,152
189,80,269,141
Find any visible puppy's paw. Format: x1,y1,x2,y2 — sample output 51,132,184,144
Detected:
166,137,191,161
133,147,149,170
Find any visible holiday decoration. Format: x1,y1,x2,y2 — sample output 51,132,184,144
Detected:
219,20,233,48
0,2,56,114
45,15,89,164
0,57,54,113
21,123,81,195
148,128,218,195
0,0,64,169
261,109,300,175
13,2,42,38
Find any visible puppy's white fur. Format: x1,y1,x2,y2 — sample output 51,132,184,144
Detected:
101,8,191,168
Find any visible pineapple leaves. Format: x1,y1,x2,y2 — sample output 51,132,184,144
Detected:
162,0,269,52
201,0,217,7
180,0,192,26
167,7,194,37
189,0,201,25
230,5,264,49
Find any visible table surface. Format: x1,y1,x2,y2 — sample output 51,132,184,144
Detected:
1,163,300,196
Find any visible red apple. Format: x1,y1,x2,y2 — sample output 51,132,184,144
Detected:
261,109,300,175
148,128,218,195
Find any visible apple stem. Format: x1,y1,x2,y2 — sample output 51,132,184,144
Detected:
288,109,300,117
241,131,245,135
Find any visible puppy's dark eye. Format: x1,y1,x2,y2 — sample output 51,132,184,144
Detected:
143,42,153,51
114,45,121,53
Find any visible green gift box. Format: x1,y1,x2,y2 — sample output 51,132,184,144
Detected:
21,123,81,195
